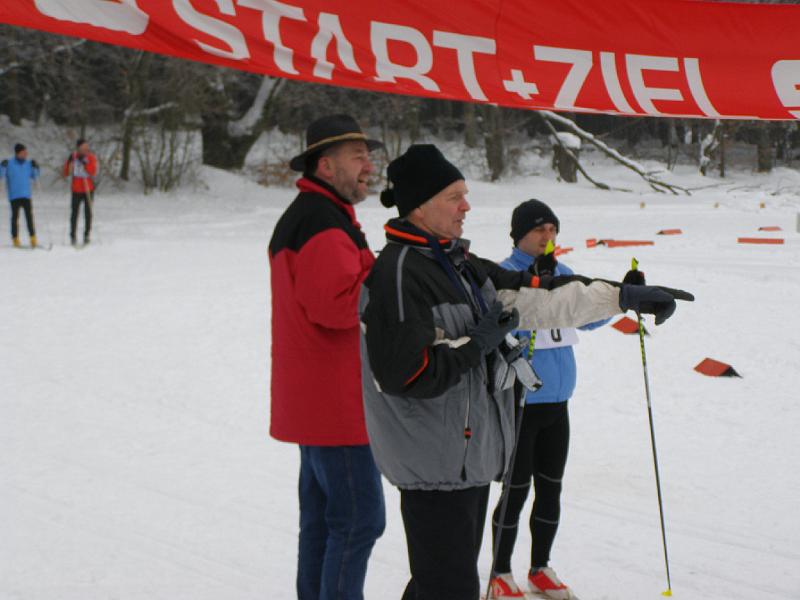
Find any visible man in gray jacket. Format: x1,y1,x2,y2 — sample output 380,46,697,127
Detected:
359,145,692,600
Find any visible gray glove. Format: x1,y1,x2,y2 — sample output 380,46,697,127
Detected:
469,301,520,354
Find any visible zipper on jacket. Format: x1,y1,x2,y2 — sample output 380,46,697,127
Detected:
460,373,472,481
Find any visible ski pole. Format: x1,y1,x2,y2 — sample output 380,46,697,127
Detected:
527,240,555,357
630,257,673,597
486,326,543,596
82,165,95,244
485,366,529,600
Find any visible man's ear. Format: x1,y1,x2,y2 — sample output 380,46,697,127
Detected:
315,154,332,179
407,206,424,223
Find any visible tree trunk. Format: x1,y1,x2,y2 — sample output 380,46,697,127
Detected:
201,77,282,170
120,116,134,181
8,67,21,125
482,105,505,181
201,115,258,169
407,102,420,143
756,123,773,172
552,145,579,182
666,119,679,170
463,102,478,148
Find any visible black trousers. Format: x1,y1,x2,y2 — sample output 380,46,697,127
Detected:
70,192,93,240
491,402,570,573
400,485,490,600
10,197,35,238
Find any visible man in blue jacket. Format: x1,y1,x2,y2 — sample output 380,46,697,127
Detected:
489,199,609,600
1,143,40,248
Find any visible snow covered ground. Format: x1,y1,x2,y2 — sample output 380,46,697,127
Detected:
2,158,800,600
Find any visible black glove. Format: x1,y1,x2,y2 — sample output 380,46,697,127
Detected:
529,250,557,277
0,159,7,168
619,284,694,325
78,156,87,164
622,268,646,285
469,301,520,354
31,159,39,169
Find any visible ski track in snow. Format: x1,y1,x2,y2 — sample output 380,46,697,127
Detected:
2,165,799,600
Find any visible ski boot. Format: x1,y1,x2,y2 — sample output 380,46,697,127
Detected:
30,235,37,248
488,572,525,598
528,567,574,599
13,237,21,248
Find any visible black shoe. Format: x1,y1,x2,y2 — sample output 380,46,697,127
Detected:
70,236,77,246
83,236,90,245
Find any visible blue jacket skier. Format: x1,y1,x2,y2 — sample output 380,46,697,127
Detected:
489,199,609,600
0,143,40,248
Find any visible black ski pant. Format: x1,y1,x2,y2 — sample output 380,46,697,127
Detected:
10,197,35,238
70,192,92,241
400,485,490,600
491,402,570,574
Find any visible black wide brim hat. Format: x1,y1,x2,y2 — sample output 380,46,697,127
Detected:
289,114,384,172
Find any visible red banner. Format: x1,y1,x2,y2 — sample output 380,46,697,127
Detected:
2,0,800,120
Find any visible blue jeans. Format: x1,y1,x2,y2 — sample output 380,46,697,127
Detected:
297,445,385,600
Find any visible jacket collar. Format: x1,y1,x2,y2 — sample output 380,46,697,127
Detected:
296,176,360,227
507,246,567,276
507,246,535,270
383,218,470,254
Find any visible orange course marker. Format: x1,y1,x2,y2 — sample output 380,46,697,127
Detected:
586,238,598,248
737,237,784,245
694,358,741,377
758,226,782,231
554,246,574,256
657,229,683,235
612,316,648,335
603,240,655,248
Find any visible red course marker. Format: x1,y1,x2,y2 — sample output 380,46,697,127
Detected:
657,229,683,235
603,240,655,248
612,316,647,335
694,358,741,377
737,237,784,245
586,238,598,248
758,226,782,231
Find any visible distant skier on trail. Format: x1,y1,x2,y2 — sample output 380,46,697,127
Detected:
62,138,98,246
488,200,627,600
1,143,40,249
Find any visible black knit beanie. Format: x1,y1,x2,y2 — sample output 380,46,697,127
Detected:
380,144,464,218
14,143,26,154
510,199,560,245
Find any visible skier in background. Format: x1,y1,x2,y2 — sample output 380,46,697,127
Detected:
1,143,40,248
62,138,98,246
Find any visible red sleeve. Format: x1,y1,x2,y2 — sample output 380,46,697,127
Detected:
86,154,98,176
294,228,368,330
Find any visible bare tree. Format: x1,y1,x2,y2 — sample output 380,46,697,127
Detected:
200,74,284,170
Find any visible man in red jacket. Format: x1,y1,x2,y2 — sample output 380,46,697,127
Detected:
269,114,386,600
62,138,98,245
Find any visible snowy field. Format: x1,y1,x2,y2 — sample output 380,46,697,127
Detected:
2,160,800,600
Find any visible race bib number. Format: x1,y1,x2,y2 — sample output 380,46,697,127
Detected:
532,327,578,350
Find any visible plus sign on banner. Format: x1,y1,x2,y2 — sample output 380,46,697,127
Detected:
2,0,800,120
